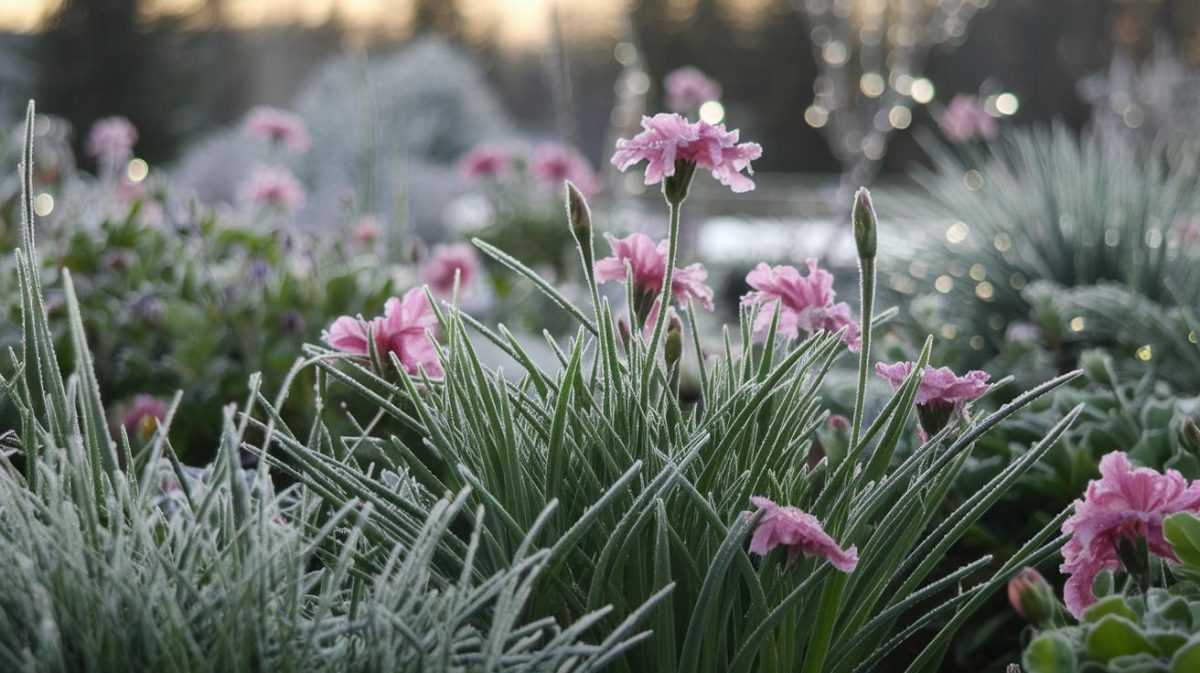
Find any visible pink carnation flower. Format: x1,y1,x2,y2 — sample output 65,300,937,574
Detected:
664,66,722,114
243,106,311,154
460,143,517,181
745,496,858,572
875,361,989,437
611,113,762,193
324,288,444,378
939,95,998,144
531,143,600,197
1060,452,1200,617
875,362,990,408
594,232,715,311
420,243,481,297
87,116,138,164
741,259,861,351
241,166,306,213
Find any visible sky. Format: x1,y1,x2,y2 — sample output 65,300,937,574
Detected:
0,0,628,48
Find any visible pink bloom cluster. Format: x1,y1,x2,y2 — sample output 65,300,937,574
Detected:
87,116,138,164
243,106,311,154
1060,452,1200,617
874,362,990,409
611,113,762,193
741,259,860,351
939,95,998,144
594,232,714,310
746,497,858,572
352,214,383,246
324,288,443,378
531,143,600,197
663,66,722,114
242,166,306,213
420,243,481,297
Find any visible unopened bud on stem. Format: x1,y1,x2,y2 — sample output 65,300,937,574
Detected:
852,187,877,261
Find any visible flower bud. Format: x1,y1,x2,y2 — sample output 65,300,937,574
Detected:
1080,349,1114,387
1007,567,1057,626
852,187,877,261
664,313,683,369
566,181,594,272
663,159,697,206
1180,417,1200,455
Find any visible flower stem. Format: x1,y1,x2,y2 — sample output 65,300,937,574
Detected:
640,194,681,392
850,256,875,448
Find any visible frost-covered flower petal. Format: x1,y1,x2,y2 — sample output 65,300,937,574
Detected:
594,232,714,310
1059,452,1200,617
745,496,858,572
741,259,860,350
324,288,443,378
611,113,762,193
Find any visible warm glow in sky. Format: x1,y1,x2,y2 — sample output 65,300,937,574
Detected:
0,0,625,48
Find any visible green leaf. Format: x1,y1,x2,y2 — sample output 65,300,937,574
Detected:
1086,615,1159,663
1083,595,1137,623
1022,632,1077,673
1164,512,1200,570
1171,634,1200,673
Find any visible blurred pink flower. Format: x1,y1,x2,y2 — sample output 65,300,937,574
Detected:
611,113,762,193
745,496,858,572
939,95,998,143
741,259,860,351
87,116,138,164
324,288,443,378
243,106,311,154
594,232,714,310
118,394,166,439
352,215,383,246
828,414,850,431
420,242,481,297
531,143,600,197
664,66,722,114
241,166,306,213
1060,452,1200,617
460,143,516,181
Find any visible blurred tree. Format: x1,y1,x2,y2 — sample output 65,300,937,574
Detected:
34,0,197,164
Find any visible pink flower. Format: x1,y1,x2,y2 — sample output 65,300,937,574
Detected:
87,116,138,164
745,496,858,572
741,259,861,351
118,394,166,439
664,66,722,114
460,143,517,181
531,143,600,197
875,362,990,408
241,166,306,213
352,215,383,246
875,361,989,436
828,414,850,431
1060,452,1200,617
611,113,762,193
939,95,998,143
324,288,443,378
594,232,714,310
243,106,311,154
420,243,481,297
